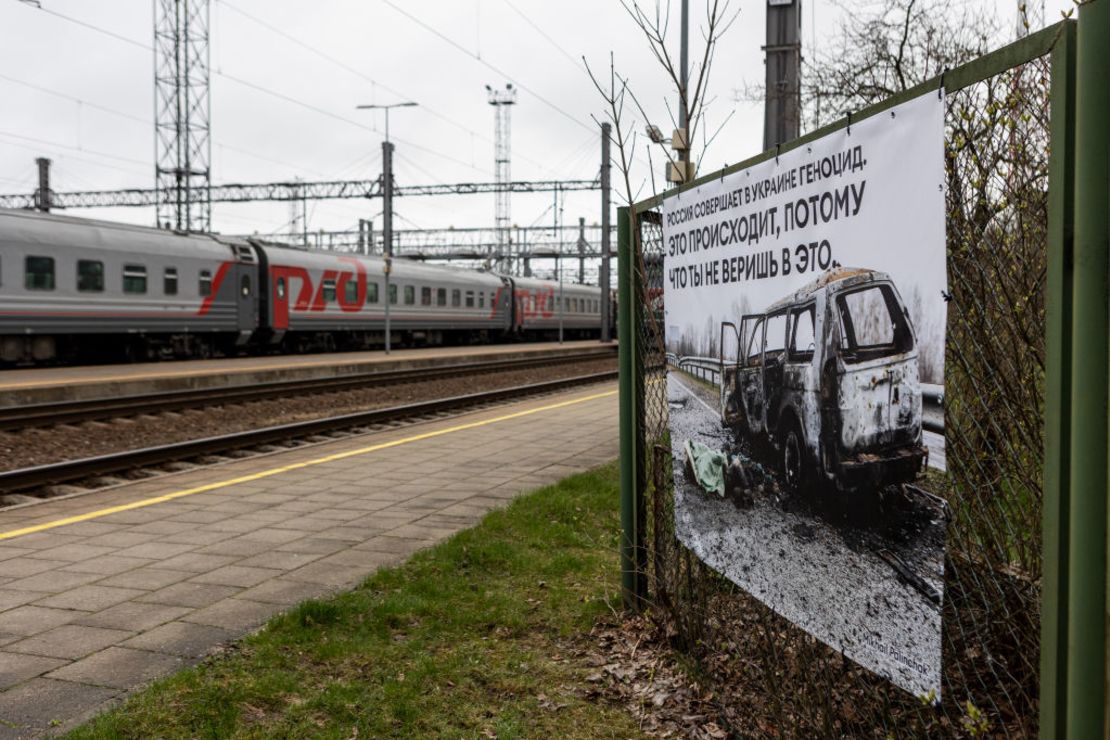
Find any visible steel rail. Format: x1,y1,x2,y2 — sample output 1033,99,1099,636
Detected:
0,370,618,494
0,349,616,431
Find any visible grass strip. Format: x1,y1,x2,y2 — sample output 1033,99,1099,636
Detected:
69,462,642,739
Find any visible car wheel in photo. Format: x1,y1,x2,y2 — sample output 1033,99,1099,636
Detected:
781,419,806,496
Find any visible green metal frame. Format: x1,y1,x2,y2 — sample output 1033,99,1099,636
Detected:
1041,18,1076,740
1066,2,1110,737
616,10,1108,735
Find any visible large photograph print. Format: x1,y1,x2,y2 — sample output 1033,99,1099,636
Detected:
662,92,948,698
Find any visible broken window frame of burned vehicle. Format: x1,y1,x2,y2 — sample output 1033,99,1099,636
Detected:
718,267,928,494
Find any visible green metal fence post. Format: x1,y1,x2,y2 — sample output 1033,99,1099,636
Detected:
1066,1,1110,735
618,205,640,610
1040,19,1077,740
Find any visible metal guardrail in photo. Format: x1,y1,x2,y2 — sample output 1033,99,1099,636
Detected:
666,353,945,433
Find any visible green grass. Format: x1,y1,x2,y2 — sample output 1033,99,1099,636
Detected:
70,463,643,740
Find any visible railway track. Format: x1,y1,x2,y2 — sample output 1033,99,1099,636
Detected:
0,370,617,498
0,348,615,431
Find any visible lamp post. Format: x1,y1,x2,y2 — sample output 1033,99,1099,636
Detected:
355,101,418,355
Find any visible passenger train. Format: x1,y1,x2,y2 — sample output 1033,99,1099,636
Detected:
0,208,610,365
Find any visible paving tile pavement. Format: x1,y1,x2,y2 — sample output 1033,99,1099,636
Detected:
0,382,617,737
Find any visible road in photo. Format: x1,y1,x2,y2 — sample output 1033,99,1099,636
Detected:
667,372,945,696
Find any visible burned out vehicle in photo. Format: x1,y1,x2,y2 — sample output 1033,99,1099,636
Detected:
719,267,927,494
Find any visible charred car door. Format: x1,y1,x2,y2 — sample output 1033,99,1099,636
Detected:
736,315,765,435
719,321,742,428
760,311,789,432
833,282,920,454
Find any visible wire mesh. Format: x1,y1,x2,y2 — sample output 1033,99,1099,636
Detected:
631,52,1051,736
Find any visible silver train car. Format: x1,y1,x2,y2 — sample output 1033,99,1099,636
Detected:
0,208,609,364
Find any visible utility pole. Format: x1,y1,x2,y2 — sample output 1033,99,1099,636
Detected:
665,0,694,185
762,0,802,151
577,217,586,285
601,122,611,342
356,101,418,354
382,139,394,354
555,183,563,344
679,0,689,168
34,157,51,213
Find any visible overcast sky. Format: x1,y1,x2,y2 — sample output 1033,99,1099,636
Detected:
0,0,1073,243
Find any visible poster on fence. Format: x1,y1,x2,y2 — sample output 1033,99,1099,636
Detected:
661,91,948,699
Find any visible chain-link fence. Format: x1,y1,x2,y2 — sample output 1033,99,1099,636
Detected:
623,23,1070,737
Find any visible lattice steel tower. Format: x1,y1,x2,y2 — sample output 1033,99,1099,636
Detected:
154,0,211,232
486,83,516,270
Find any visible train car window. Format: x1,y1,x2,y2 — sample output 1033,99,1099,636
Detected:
389,284,398,304
404,285,415,305
421,286,432,306
452,289,460,307
546,295,554,312
164,267,178,296
367,282,379,304
199,270,212,296
344,279,357,303
123,264,147,294
76,260,104,292
479,292,486,309
24,256,55,290
465,290,474,308
276,278,286,299
241,275,251,297
437,288,447,306
323,278,336,302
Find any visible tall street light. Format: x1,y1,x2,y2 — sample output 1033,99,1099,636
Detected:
355,101,417,355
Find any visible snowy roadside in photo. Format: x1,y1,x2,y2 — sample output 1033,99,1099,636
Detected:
667,372,945,698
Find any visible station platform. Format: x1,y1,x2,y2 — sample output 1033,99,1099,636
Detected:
0,381,618,737
0,340,615,407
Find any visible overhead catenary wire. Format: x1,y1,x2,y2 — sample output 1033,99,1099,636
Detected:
211,72,492,176
0,71,338,181
379,0,595,137
0,73,149,125
216,0,574,179
0,129,149,168
499,0,585,72
9,1,493,179
5,0,611,226
0,139,148,178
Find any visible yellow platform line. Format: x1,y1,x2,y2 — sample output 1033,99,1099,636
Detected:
0,388,617,542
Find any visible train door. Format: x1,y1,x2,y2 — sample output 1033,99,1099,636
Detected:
231,245,257,345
